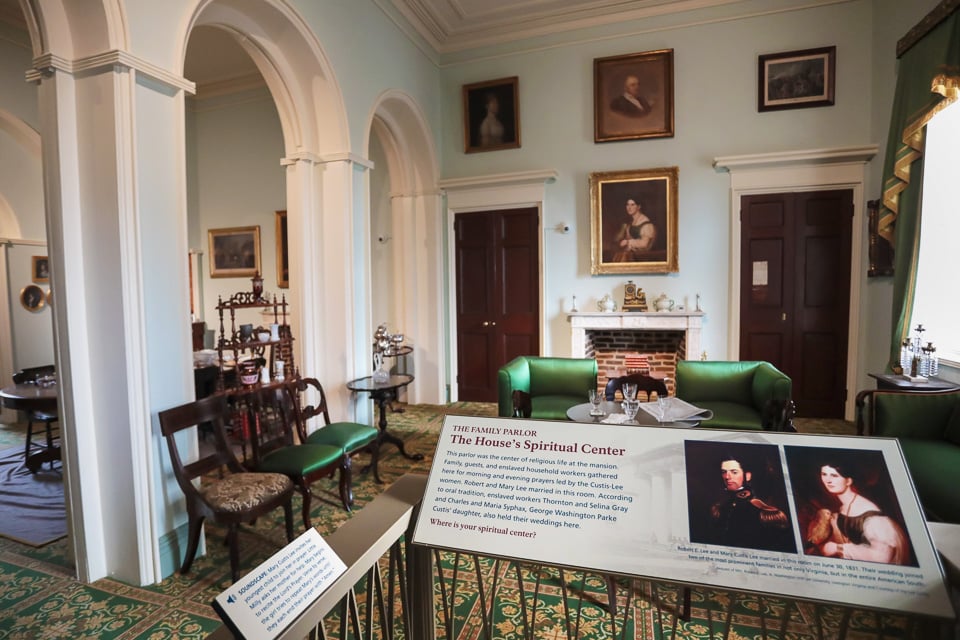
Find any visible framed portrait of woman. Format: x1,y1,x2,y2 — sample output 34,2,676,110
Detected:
462,76,520,153
590,166,679,274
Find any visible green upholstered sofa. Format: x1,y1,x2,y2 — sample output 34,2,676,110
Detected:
675,360,794,431
497,356,597,419
857,389,960,524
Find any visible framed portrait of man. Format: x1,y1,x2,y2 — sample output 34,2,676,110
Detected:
590,166,679,275
594,49,674,143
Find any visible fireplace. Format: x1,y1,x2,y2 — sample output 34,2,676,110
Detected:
568,311,704,393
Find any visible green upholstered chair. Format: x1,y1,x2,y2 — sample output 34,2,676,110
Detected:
674,360,794,431
238,385,350,529
497,356,598,419
857,389,960,524
290,377,379,491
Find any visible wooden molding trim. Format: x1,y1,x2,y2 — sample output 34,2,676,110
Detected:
898,0,960,58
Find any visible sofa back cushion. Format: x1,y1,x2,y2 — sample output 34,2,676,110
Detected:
944,401,960,446
527,357,597,398
872,390,960,440
676,360,757,406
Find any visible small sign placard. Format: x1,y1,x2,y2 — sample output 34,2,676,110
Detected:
212,528,346,639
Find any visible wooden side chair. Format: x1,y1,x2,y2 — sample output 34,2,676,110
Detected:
158,394,295,583
289,377,379,490
604,372,668,401
12,365,59,472
240,384,352,528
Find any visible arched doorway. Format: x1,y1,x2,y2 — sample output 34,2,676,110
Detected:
366,91,445,404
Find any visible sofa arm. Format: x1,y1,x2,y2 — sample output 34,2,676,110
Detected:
750,362,792,411
497,357,531,417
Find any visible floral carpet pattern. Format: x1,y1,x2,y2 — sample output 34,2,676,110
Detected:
0,405,940,639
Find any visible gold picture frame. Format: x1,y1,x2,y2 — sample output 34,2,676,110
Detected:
462,76,520,153
208,226,261,278
594,49,674,143
20,284,45,312
590,167,679,275
275,210,288,288
32,256,49,283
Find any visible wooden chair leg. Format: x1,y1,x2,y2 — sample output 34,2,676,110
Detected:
338,456,353,512
226,524,240,583
181,515,205,575
283,498,294,542
299,481,312,530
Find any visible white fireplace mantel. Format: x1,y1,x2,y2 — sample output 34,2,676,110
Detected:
568,311,704,359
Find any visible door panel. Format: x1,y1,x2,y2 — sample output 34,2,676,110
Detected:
455,208,540,402
740,190,852,418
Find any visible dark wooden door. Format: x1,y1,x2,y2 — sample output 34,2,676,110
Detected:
740,190,852,418
455,208,540,402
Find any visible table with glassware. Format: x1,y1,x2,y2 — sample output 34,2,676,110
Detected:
566,400,703,427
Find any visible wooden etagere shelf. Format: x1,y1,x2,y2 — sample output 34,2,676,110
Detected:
215,290,295,391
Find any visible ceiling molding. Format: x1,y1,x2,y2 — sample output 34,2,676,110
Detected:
192,72,266,100
386,0,841,54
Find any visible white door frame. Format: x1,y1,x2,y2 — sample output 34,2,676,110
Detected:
714,145,877,420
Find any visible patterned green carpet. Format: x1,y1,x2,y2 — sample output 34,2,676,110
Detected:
3,407,928,640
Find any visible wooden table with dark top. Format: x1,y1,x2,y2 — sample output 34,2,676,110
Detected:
869,373,960,392
0,382,59,472
347,373,422,482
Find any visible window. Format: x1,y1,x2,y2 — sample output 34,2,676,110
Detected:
912,99,960,365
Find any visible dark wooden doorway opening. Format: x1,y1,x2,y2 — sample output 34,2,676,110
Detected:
739,190,853,419
454,207,540,402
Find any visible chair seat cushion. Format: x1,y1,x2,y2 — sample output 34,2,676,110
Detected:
259,444,343,476
200,472,292,513
530,395,583,420
305,422,378,451
898,439,960,523
694,401,764,431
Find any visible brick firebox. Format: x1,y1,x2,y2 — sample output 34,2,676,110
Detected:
568,312,705,395
587,330,685,395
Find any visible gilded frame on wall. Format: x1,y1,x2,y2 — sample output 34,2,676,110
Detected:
590,167,679,275
594,49,674,143
208,226,261,278
275,210,289,288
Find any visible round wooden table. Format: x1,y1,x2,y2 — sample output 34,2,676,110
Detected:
0,382,60,472
347,373,422,483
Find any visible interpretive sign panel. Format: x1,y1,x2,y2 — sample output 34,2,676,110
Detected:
411,416,953,619
213,528,346,639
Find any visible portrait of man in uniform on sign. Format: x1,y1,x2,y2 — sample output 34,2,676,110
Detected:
684,441,797,553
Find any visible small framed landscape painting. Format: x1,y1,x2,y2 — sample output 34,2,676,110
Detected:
208,226,261,278
758,46,836,112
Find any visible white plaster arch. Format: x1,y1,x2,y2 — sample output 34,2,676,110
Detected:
0,192,22,239
22,0,127,59
0,107,41,161
365,90,446,404
182,0,349,156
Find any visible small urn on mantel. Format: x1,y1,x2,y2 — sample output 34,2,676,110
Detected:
251,271,264,300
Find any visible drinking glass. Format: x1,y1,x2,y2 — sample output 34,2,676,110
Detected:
622,382,638,402
656,395,668,422
622,399,640,422
588,389,604,416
